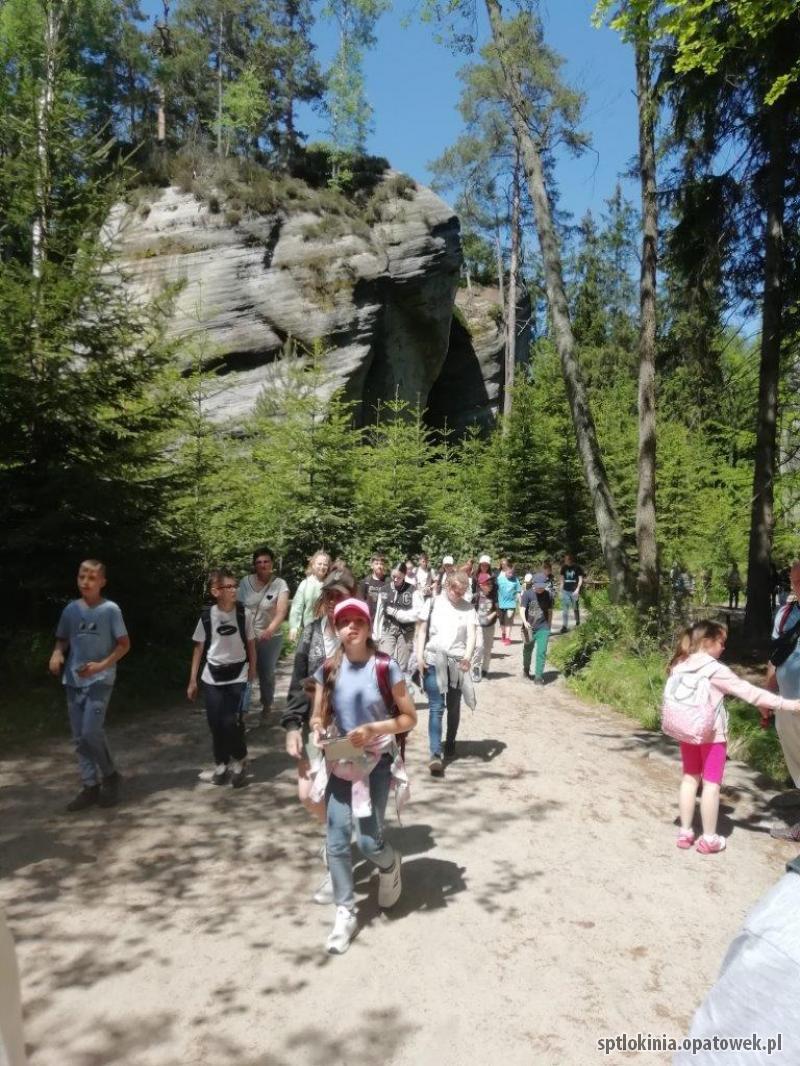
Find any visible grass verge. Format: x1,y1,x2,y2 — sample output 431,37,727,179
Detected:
547,600,790,785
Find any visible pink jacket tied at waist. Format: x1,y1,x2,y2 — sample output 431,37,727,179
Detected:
671,652,789,744
310,732,410,821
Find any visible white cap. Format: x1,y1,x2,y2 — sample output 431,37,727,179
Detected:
442,555,455,565
479,554,491,564
524,573,534,583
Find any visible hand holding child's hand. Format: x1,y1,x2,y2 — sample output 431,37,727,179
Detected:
48,651,64,678
759,708,772,730
458,658,471,673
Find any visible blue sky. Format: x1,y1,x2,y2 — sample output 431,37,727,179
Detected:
302,0,639,222
142,0,639,224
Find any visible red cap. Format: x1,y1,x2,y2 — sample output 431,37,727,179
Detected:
333,597,371,625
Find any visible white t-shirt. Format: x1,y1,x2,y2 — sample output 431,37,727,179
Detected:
237,575,289,633
425,596,478,662
192,606,255,685
321,616,339,658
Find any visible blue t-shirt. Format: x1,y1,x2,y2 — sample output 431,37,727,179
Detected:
497,573,521,610
314,656,402,734
55,599,128,688
775,602,800,699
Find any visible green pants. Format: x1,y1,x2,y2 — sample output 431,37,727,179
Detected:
522,626,550,679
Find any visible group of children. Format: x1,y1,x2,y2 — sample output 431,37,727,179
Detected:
48,551,800,954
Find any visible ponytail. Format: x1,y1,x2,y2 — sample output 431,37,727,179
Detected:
668,620,728,673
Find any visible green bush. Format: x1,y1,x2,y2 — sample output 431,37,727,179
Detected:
361,173,417,225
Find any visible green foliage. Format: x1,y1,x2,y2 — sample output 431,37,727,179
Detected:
322,0,390,155
0,0,199,637
594,0,800,105
217,65,270,155
162,0,324,159
548,593,791,781
493,350,596,560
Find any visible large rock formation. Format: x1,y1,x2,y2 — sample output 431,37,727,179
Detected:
107,175,463,424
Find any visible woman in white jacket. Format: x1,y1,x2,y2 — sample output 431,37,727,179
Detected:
416,571,478,777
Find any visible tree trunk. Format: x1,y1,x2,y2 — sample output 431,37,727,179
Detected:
483,0,632,599
504,148,520,419
216,10,224,158
634,26,659,611
157,82,167,144
32,1,62,282
494,216,504,311
744,93,788,639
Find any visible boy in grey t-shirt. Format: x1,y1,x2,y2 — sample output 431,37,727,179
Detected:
49,560,130,811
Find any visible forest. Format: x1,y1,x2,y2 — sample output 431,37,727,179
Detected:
2,0,800,715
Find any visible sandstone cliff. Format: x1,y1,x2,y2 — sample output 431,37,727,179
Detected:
107,173,464,425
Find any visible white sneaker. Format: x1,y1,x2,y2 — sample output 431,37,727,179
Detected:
313,872,334,905
326,906,357,954
378,849,402,908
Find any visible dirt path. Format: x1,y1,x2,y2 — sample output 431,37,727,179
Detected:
0,637,794,1066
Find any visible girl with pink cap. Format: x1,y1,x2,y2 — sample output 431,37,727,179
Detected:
309,597,417,954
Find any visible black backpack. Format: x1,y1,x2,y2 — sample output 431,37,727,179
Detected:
525,590,551,628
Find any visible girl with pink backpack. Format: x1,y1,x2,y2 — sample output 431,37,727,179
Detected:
665,621,800,854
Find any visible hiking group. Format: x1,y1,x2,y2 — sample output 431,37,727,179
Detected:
46,550,800,956
47,549,582,955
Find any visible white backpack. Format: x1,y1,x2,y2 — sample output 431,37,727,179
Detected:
661,661,723,745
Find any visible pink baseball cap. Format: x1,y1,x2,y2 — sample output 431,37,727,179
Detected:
333,598,371,625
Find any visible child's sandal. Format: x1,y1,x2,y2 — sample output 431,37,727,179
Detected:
696,834,726,854
676,829,695,849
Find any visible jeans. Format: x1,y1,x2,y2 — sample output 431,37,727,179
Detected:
255,632,283,711
326,754,395,911
423,666,462,757
522,626,550,679
561,591,580,629
66,683,116,786
203,682,247,765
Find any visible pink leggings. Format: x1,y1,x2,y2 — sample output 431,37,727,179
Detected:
679,741,727,785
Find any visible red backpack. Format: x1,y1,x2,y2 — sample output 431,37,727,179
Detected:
322,651,407,758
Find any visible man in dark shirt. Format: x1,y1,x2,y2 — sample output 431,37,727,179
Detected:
559,553,585,633
359,554,390,637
